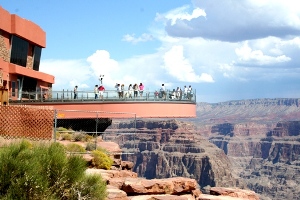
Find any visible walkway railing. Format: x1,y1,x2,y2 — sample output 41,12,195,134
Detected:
9,89,196,103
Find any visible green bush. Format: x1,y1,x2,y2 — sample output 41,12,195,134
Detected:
65,143,86,153
56,127,70,134
0,140,107,200
84,134,94,142
91,149,114,170
61,133,72,141
72,132,85,142
55,131,61,139
85,142,97,151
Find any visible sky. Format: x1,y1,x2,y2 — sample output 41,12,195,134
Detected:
1,0,300,103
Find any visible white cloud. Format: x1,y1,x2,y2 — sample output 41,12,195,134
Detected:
164,0,300,42
122,33,154,44
199,73,214,82
40,59,92,90
163,6,206,25
161,45,214,83
235,42,291,65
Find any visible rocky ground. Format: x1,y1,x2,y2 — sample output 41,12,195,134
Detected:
81,140,259,200
52,138,261,199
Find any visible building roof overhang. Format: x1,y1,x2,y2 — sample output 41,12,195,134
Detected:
8,63,54,84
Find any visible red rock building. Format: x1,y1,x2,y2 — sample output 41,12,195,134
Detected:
0,6,54,102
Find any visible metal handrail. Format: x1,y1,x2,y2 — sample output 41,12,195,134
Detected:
9,89,196,103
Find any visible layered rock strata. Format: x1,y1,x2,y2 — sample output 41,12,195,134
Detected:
195,99,300,199
104,123,244,190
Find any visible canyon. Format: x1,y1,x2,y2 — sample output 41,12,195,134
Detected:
104,98,300,200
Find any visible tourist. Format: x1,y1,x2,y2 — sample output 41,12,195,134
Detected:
183,86,188,99
117,84,122,99
187,85,193,100
128,84,133,98
160,84,166,99
139,83,144,98
121,84,125,98
74,86,78,99
133,83,138,98
176,87,182,100
98,84,105,100
94,85,98,99
154,90,159,99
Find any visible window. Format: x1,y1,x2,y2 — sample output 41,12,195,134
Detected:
33,46,42,71
10,36,29,67
11,81,16,97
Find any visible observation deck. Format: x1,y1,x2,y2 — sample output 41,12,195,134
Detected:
9,89,197,119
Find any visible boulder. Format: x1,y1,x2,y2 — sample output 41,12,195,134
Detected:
106,188,129,200
210,187,259,200
86,169,138,182
121,161,134,170
197,194,247,200
128,194,192,200
122,177,197,195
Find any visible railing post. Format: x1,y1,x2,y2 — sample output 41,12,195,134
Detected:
54,109,57,142
134,113,136,149
95,112,98,149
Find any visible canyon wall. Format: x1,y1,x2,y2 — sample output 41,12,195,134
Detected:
105,121,245,191
196,98,300,200
105,98,300,200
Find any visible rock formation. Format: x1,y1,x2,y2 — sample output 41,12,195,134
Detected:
104,98,300,200
83,143,259,200
104,120,245,190
195,98,300,200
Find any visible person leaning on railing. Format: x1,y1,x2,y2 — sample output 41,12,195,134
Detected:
133,83,138,98
139,83,144,98
98,84,105,100
187,85,193,100
128,84,133,98
74,86,78,99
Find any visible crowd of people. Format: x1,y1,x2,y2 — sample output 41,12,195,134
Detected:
156,84,193,100
93,84,105,99
73,83,193,100
115,83,144,99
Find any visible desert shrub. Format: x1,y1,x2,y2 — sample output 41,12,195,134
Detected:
0,140,107,200
65,143,86,153
55,131,60,139
91,149,113,170
72,132,85,142
61,133,72,141
57,127,69,134
85,142,97,151
83,134,94,142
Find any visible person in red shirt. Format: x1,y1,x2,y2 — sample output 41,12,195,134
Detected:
98,84,105,100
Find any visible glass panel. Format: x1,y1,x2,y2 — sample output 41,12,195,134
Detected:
33,46,41,71
11,81,16,97
10,36,29,67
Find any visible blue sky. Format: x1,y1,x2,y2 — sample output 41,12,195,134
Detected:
1,0,300,103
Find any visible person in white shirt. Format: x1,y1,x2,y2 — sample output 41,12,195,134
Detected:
183,86,188,99
128,84,133,98
160,84,166,99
